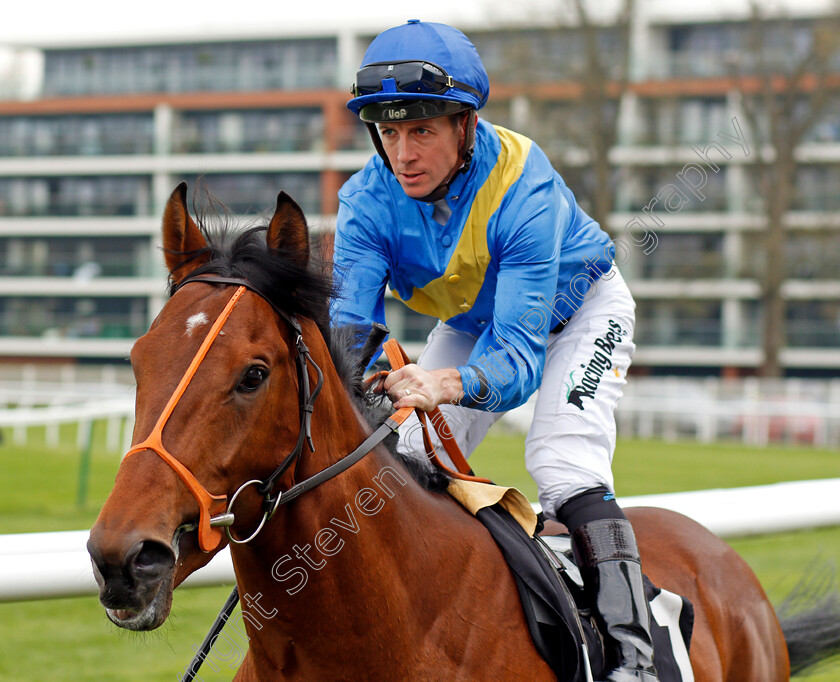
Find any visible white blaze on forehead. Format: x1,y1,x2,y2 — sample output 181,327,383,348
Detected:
185,312,210,336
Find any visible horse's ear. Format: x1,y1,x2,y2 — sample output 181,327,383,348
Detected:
162,182,209,283
267,192,310,268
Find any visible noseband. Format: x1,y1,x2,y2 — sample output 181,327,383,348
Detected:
124,274,406,552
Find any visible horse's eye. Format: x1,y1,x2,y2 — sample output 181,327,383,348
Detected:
239,366,268,392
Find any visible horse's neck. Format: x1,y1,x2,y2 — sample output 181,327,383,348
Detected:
231,459,479,673
229,352,485,671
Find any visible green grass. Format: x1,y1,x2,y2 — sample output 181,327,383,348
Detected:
0,586,240,682
0,423,121,534
1,424,839,680
470,429,840,500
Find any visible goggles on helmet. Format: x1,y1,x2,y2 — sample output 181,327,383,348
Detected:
352,60,483,99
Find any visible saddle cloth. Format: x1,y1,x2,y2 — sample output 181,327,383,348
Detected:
448,480,694,682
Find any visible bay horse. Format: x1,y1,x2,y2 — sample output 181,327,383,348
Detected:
88,183,837,680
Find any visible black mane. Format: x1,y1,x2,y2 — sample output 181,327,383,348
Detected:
167,224,334,340
168,220,449,493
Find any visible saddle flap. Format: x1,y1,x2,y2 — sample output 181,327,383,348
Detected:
472,503,695,682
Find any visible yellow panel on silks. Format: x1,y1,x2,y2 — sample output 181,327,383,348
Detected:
393,127,532,321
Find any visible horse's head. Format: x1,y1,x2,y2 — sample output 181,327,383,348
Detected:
87,183,330,630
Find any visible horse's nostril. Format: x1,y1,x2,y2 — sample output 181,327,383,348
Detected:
128,540,175,581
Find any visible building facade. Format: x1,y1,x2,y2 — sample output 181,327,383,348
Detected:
0,6,838,375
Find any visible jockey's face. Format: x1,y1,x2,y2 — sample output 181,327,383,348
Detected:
378,114,467,199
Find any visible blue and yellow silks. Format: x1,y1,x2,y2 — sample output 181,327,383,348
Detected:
332,120,614,412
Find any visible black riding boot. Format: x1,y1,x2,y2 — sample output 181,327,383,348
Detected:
571,518,659,682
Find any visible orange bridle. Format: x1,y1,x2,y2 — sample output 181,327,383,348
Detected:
124,285,247,552
123,274,325,553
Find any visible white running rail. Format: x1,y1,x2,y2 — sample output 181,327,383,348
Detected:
2,478,839,603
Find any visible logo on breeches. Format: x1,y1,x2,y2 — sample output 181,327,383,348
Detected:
565,319,626,410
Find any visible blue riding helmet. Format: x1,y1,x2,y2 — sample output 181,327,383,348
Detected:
347,20,490,121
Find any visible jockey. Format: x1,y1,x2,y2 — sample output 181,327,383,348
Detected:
331,20,658,682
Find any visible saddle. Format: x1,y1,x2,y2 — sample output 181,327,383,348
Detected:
378,337,694,681
471,501,695,682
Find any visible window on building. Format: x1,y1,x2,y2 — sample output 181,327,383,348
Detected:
668,23,742,78
180,173,321,215
648,97,730,146
786,231,840,279
617,166,728,213
804,96,840,143
527,101,618,158
637,233,725,278
786,300,840,347
794,166,840,211
335,115,372,152
0,176,151,217
635,299,722,346
0,115,154,156
400,309,438,344
473,27,625,85
669,19,823,80
172,109,325,153
42,39,338,97
0,237,153,278
0,296,148,339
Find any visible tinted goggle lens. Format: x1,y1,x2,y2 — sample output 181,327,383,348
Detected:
353,62,450,97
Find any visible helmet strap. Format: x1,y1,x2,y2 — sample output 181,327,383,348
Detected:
364,111,477,204
365,122,393,173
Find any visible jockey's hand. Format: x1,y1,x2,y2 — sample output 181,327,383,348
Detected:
378,364,464,411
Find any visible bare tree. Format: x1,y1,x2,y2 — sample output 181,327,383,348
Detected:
566,0,635,233
730,2,840,377
481,0,634,233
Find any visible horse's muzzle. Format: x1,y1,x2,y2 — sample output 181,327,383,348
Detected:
87,532,176,631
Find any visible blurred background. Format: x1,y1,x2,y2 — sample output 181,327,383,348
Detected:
0,0,839,679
